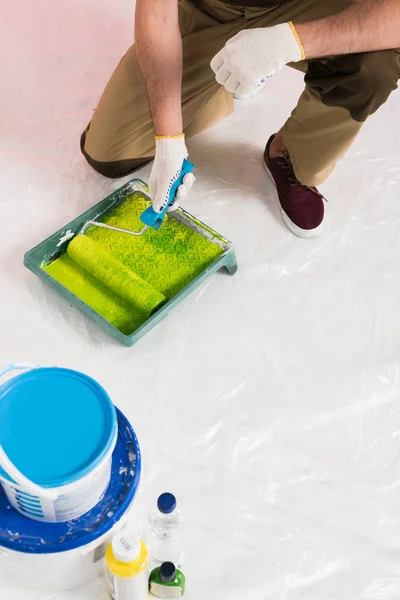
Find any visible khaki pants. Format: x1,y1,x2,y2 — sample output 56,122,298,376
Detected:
81,0,400,186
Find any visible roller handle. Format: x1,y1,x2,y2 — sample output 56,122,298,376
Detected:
140,159,195,230
0,364,58,500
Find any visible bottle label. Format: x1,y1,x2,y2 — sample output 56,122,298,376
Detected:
109,572,117,600
150,582,182,598
108,571,148,600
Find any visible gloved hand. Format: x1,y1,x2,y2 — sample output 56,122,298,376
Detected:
210,22,305,99
149,134,195,213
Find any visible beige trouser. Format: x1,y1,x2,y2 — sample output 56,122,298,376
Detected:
81,0,400,186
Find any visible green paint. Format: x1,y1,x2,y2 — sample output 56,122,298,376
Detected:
43,192,223,335
44,255,146,334
67,235,166,317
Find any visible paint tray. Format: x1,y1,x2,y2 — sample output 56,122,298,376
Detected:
24,179,237,346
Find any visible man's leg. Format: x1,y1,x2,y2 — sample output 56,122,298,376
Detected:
263,46,400,237
265,47,400,237
238,0,400,236
281,49,400,186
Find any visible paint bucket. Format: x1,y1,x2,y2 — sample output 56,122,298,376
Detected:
0,364,118,523
0,407,141,591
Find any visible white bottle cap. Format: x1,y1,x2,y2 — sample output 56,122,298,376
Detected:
112,532,141,563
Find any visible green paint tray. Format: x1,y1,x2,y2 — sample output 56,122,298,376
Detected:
24,179,237,346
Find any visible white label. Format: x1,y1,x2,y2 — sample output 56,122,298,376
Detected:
150,582,182,598
108,571,148,600
53,463,111,521
109,573,117,600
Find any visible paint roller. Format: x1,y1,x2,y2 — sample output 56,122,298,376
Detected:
67,235,166,317
66,159,195,317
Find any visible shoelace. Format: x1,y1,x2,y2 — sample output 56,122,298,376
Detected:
278,152,326,201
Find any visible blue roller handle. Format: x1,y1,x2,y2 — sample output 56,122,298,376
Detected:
140,159,195,230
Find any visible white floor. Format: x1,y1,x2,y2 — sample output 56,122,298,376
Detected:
2,1,400,599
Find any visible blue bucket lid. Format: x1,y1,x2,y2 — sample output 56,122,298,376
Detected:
0,368,117,488
0,408,141,554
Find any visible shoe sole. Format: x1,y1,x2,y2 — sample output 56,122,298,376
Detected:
263,159,325,239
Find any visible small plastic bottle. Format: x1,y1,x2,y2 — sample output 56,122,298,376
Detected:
149,562,185,598
147,493,181,567
106,532,148,600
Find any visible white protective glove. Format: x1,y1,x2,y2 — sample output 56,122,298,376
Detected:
149,134,195,213
210,22,305,99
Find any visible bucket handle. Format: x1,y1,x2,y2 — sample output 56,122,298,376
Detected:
0,363,39,382
0,363,58,501
0,446,58,500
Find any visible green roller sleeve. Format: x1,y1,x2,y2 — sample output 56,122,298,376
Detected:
67,235,166,317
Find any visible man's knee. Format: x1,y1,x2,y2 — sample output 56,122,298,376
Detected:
357,50,400,117
306,49,400,122
80,126,152,179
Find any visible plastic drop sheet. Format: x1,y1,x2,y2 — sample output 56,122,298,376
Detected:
2,1,400,599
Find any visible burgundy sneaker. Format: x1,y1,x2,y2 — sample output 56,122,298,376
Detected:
263,135,325,238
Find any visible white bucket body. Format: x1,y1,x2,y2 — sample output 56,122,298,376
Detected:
0,452,114,522
0,509,132,591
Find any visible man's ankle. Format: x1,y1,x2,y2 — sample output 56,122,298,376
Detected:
269,132,287,159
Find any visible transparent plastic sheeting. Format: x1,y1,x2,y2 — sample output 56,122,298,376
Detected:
2,1,400,599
